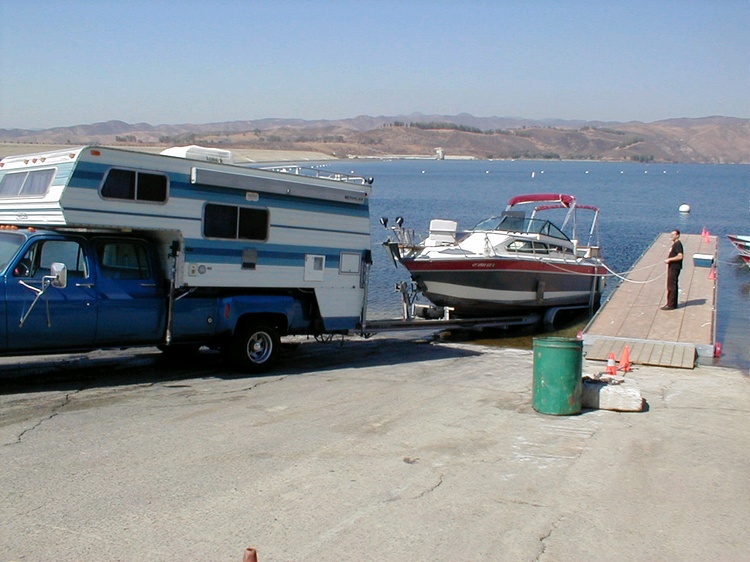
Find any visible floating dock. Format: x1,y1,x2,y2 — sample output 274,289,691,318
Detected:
582,233,718,369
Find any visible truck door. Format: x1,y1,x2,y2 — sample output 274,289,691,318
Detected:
5,237,98,351
92,239,165,345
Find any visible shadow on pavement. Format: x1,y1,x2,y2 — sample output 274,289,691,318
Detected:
0,335,482,395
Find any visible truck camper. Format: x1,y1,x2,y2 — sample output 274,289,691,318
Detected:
0,145,373,372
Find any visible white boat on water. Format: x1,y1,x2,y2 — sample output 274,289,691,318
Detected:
383,193,608,318
727,234,750,266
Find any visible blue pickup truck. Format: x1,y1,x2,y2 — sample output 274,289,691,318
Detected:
0,227,327,372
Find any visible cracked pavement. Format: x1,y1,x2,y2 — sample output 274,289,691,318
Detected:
0,337,748,561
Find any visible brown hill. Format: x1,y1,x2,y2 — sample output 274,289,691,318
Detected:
1,115,747,163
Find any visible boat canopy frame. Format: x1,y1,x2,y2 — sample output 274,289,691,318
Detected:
502,193,601,250
505,193,576,209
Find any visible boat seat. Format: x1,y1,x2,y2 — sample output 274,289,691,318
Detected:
425,219,458,246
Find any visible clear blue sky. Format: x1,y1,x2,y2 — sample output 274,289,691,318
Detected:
1,0,747,129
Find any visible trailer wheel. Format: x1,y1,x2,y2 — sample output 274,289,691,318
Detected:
231,323,280,373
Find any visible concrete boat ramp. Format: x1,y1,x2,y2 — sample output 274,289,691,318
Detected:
583,233,718,369
1,338,749,561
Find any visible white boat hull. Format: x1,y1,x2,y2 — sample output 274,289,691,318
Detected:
403,257,605,317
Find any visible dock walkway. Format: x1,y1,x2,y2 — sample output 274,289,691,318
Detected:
583,232,717,369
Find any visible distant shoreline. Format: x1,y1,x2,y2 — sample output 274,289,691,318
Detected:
1,142,748,165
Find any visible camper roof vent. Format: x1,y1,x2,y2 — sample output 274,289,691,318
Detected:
160,145,234,164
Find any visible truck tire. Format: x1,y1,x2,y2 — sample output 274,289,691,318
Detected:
231,323,280,373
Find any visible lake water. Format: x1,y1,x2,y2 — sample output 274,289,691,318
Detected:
320,159,749,371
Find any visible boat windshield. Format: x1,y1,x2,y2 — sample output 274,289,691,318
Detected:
0,231,26,275
473,215,570,242
472,216,504,231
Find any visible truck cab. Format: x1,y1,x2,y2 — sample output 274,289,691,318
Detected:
0,228,166,354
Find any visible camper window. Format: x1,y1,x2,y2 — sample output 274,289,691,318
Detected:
0,169,55,198
101,168,167,203
137,172,168,202
102,169,135,199
204,204,268,241
238,207,269,240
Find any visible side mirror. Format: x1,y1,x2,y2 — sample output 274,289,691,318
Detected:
17,262,69,328
50,262,68,288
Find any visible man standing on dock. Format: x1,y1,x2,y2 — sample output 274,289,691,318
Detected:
663,229,684,310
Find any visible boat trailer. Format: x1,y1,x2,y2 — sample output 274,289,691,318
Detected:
357,281,588,336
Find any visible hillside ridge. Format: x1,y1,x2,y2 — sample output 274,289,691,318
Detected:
1,114,747,164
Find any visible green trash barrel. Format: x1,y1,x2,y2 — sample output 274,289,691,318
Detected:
532,337,583,415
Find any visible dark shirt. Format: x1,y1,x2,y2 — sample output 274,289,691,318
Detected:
668,240,684,270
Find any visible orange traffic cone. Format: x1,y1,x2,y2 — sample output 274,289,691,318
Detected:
243,548,258,562
618,346,632,373
708,264,716,280
606,352,617,376
702,227,710,243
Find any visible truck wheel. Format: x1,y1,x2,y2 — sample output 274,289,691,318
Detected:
231,324,280,373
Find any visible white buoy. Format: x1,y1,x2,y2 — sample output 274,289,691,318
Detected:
679,204,691,213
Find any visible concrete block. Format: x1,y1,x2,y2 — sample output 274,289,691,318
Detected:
582,379,644,412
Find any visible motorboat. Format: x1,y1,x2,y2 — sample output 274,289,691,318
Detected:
383,193,607,318
727,234,750,265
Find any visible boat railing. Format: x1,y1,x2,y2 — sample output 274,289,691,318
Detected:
398,228,418,248
258,164,372,185
385,224,420,248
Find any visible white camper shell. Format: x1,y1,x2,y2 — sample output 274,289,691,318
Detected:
0,146,373,331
